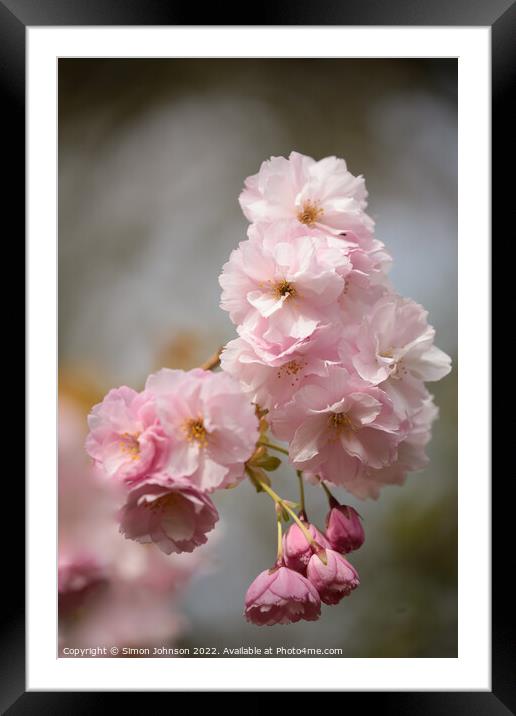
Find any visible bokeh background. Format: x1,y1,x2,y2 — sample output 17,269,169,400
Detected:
58,59,457,657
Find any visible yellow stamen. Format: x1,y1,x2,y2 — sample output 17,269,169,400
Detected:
182,417,208,447
119,432,141,461
274,279,296,300
297,200,324,227
328,413,354,433
379,348,394,358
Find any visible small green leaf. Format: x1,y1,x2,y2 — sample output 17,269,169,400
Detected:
253,454,282,471
246,466,271,492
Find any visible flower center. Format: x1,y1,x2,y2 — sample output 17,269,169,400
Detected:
148,492,180,513
274,279,296,300
297,200,324,227
328,413,354,433
378,348,409,379
119,432,141,460
276,359,306,386
182,417,208,447
283,359,304,376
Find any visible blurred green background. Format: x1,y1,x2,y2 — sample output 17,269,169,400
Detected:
59,59,457,657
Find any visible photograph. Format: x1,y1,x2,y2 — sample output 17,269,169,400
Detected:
57,58,457,660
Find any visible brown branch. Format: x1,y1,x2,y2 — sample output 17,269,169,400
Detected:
199,346,223,371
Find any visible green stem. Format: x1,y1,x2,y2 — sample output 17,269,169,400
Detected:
321,479,339,507
296,470,306,517
254,476,316,548
258,438,289,457
276,515,283,563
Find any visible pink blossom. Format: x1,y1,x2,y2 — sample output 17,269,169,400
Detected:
61,398,204,652
58,554,107,615
219,230,350,341
351,294,451,399
244,223,392,330
339,241,393,324
325,504,365,553
272,365,406,486
399,392,439,467
283,521,330,574
119,473,219,555
146,368,259,492
221,323,338,411
239,151,374,241
303,392,438,500
350,392,439,499
307,549,359,605
86,387,169,487
244,565,321,626
246,219,374,256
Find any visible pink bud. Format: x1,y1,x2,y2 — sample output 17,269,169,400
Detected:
244,566,321,626
307,549,360,605
325,504,365,553
283,521,330,574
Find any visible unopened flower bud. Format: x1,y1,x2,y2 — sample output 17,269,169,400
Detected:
307,549,360,605
283,521,330,574
325,504,365,553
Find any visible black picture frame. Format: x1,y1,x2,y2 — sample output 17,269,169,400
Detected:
7,0,510,709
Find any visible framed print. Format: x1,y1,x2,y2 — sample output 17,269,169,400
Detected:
5,0,511,708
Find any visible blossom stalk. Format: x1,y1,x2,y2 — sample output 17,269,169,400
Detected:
250,471,326,563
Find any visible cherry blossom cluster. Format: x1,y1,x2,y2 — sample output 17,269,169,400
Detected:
86,151,451,628
220,151,451,499
86,369,259,554
220,152,451,624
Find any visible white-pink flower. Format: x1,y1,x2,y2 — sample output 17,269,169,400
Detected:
118,473,219,555
349,392,439,499
219,230,350,342
239,151,374,241
245,223,392,329
86,387,169,487
351,294,451,391
272,364,406,486
221,323,338,411
146,368,259,492
246,219,368,254
339,241,393,323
